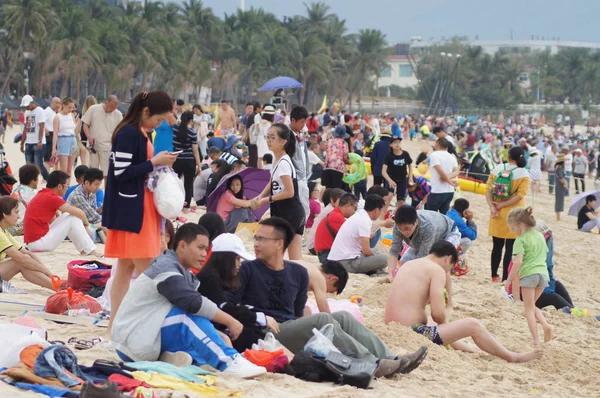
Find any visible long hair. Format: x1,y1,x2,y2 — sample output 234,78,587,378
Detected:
175,110,194,144
227,175,244,200
201,251,241,290
82,95,97,115
271,123,296,157
112,91,173,143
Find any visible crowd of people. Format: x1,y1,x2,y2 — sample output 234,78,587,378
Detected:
2,92,599,386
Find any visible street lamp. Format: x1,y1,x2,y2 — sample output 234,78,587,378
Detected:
23,51,35,95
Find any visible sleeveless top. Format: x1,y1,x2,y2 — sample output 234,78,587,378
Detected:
56,113,76,137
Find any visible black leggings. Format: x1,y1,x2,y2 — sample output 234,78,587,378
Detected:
535,280,573,310
173,158,196,208
491,237,515,280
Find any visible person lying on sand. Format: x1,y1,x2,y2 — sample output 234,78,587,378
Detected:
228,217,429,378
0,197,55,291
385,240,542,363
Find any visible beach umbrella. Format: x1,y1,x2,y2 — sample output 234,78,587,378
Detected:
207,168,271,220
258,76,303,91
568,190,600,217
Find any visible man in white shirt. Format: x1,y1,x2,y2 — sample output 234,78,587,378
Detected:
573,148,588,194
82,95,123,177
562,147,573,196
19,95,49,180
43,97,61,167
328,194,388,274
545,145,558,194
425,137,458,214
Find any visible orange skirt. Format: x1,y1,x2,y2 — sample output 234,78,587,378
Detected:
105,188,161,259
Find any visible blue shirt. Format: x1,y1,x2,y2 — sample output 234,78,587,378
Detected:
446,208,477,241
391,122,401,137
153,120,173,154
64,185,104,208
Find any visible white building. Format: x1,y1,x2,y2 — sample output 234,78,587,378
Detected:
408,39,600,56
378,55,419,88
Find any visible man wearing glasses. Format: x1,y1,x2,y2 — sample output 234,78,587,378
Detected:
227,217,428,378
23,170,100,256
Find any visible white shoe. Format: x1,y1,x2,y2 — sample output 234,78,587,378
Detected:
0,280,27,294
223,355,267,379
159,351,193,367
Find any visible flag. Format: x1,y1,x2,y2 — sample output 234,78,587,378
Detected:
318,95,327,113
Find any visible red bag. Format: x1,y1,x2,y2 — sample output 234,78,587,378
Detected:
67,260,112,292
45,287,102,314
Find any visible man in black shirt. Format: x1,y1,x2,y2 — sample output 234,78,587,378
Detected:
227,217,428,378
578,194,600,232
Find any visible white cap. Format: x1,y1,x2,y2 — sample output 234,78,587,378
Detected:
211,233,255,261
20,95,34,107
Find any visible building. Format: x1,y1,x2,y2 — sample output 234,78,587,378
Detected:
379,55,419,89
407,39,600,56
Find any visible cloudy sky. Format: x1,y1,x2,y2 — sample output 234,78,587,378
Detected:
183,0,600,43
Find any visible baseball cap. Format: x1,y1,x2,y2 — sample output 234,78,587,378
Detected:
211,233,255,261
20,95,34,107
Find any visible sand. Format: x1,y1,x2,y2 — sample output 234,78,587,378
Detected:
1,125,599,398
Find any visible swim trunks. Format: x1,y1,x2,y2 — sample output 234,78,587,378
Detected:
411,323,444,345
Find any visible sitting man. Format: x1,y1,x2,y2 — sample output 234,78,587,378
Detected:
328,194,389,274
314,193,358,263
112,223,266,379
24,170,100,256
228,217,428,378
446,198,477,253
66,168,106,242
359,185,395,248
64,164,104,208
385,240,541,363
577,194,600,232
0,197,54,291
306,188,345,255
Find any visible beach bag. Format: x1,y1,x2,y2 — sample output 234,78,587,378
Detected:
248,123,259,145
490,165,514,199
148,167,185,218
450,248,469,276
67,260,112,292
289,351,337,383
324,351,377,389
45,288,102,315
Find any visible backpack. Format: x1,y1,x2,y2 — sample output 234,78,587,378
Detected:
490,165,515,200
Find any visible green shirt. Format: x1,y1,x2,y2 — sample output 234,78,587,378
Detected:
512,229,549,279
0,227,22,262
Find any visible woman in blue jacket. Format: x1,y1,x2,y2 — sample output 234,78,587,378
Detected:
103,91,179,328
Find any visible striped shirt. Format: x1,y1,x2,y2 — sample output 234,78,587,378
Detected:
172,124,197,160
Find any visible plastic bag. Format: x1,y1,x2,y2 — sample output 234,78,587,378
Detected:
45,287,103,315
67,260,112,292
148,167,185,218
0,332,48,368
251,332,283,352
304,324,340,357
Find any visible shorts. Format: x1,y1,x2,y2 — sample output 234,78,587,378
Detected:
44,134,53,162
393,179,407,201
90,149,110,174
57,135,77,156
220,127,234,137
321,169,344,189
520,274,549,288
412,323,444,345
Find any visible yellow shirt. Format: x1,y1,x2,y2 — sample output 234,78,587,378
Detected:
486,165,530,239
0,227,22,262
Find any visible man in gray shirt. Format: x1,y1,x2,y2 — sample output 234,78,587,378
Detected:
288,106,311,222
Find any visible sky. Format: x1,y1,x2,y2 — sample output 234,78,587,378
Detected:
179,0,600,43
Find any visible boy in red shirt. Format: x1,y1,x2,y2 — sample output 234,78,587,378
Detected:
24,171,100,256
314,193,358,264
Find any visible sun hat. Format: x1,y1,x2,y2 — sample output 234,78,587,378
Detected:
211,233,255,261
380,127,392,138
262,104,276,116
555,154,567,163
20,95,34,107
574,148,582,153
332,125,349,139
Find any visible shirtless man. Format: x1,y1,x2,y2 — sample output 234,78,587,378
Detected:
385,240,542,363
296,260,348,314
218,100,237,137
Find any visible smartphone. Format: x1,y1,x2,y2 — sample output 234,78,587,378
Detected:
169,150,183,155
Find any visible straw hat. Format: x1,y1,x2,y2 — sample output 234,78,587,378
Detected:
380,127,392,138
555,154,567,163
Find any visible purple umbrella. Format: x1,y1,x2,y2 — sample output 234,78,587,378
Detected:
568,189,600,217
258,76,303,91
207,168,271,220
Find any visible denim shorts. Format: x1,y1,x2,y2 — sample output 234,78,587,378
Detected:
520,274,549,288
57,135,77,156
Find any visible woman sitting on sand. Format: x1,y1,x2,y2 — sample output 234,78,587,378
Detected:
0,197,55,291
216,175,255,233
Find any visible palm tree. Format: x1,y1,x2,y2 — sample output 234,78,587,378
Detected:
1,0,52,95
349,29,388,109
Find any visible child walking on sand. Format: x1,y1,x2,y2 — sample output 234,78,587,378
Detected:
506,207,553,347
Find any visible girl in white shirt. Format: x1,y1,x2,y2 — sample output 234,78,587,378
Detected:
52,97,78,175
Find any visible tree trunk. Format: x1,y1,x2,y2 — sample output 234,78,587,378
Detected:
141,72,147,91
0,24,27,96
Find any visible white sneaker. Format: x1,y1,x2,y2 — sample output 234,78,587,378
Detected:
159,351,193,367
0,280,27,294
223,355,267,379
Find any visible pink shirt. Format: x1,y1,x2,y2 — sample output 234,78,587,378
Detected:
306,199,321,228
216,190,237,220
